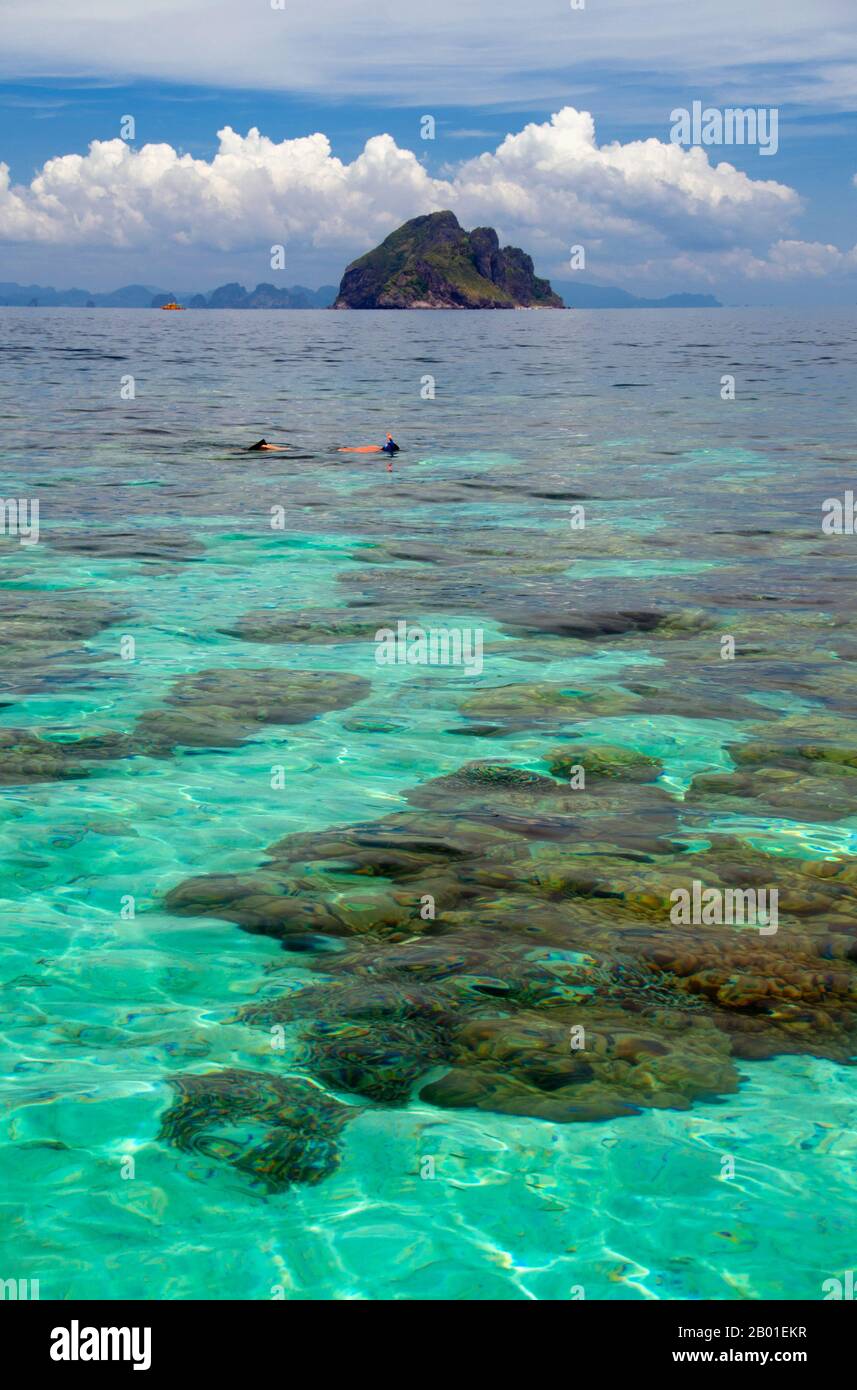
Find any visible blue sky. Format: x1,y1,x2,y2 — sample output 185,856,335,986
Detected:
1,0,856,303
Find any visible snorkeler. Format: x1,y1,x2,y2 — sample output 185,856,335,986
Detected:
338,433,400,454
248,439,289,451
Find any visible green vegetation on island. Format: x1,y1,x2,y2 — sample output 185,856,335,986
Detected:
333,210,565,309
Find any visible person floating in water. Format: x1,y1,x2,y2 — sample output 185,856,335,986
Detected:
248,439,289,451
337,433,400,455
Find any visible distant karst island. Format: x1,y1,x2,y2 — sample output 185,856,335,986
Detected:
333,211,564,309
161,284,336,309
0,281,337,309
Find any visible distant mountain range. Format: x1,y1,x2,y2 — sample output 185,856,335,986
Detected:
0,281,338,308
0,276,721,311
180,283,338,309
552,281,721,309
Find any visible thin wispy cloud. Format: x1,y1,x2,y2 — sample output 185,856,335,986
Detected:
2,0,856,109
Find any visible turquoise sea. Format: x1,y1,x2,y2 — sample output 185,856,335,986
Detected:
0,305,855,1300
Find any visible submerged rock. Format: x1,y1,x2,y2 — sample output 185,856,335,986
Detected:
136,667,371,751
0,728,128,785
459,682,638,728
158,1068,352,1192
687,741,857,820
735,742,857,771
407,761,560,804
499,609,670,639
420,1011,737,1122
303,1019,450,1103
46,529,205,563
341,717,407,734
223,608,386,645
163,751,857,1170
0,590,126,699
545,744,663,782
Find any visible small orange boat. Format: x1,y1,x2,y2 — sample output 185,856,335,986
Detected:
160,301,184,311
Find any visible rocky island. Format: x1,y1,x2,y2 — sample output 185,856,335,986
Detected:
333,211,565,309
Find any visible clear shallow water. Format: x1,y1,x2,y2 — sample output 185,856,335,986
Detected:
0,307,856,1300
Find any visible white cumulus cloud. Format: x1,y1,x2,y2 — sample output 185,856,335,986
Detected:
733,239,857,279
0,107,802,275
